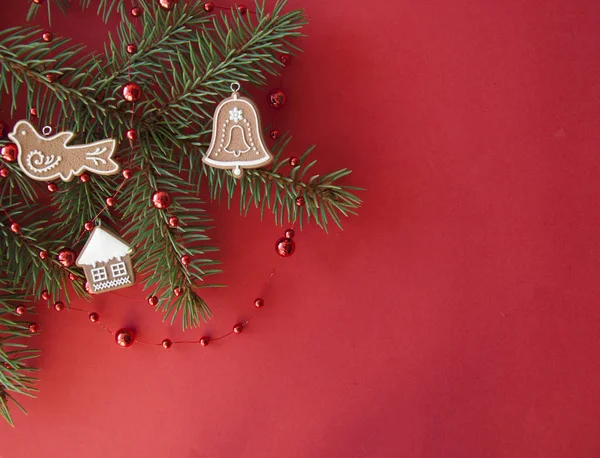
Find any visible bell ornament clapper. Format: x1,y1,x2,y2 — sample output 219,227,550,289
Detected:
202,82,273,178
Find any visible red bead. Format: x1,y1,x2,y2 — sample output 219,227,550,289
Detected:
233,324,244,334
89,312,99,323
295,196,305,207
126,43,137,54
1,143,17,162
115,328,135,347
126,129,137,141
173,287,182,297
42,32,53,42
180,255,191,266
285,228,295,239
159,0,176,10
275,236,295,257
270,129,281,140
122,82,142,102
162,339,173,349
168,216,179,227
10,222,21,234
148,296,159,306
57,248,76,267
203,2,214,12
47,182,57,192
33,0,43,4
84,281,93,294
268,89,286,108
69,273,77,281
79,173,89,183
41,290,50,300
106,197,115,207
15,305,26,316
199,336,209,346
30,108,38,117
280,54,290,66
289,156,300,167
46,73,57,83
54,301,64,311
39,250,49,260
237,5,247,14
122,169,133,179
130,6,142,17
0,167,9,178
84,221,94,231
152,191,171,209
29,323,39,333
254,298,264,308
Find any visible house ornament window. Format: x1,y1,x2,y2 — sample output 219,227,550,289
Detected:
111,262,127,278
91,267,108,282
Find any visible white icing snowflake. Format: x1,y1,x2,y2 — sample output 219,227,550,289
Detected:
229,107,243,122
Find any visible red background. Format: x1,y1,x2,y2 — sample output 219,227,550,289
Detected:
2,1,600,457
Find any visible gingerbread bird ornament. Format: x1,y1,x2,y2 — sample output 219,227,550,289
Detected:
8,120,119,182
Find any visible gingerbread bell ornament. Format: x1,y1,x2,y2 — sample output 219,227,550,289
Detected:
203,82,273,178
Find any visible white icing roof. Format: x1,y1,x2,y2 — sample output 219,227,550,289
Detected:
76,226,131,266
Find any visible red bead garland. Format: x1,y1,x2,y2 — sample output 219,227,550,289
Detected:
57,248,76,267
275,236,295,257
122,82,142,102
115,329,135,347
268,89,286,108
126,129,137,141
152,191,171,209
1,143,17,162
159,0,177,10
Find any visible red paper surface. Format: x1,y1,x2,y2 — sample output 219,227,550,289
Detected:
2,1,600,457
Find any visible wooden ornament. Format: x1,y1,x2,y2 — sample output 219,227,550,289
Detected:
75,226,134,294
203,82,273,178
7,120,119,182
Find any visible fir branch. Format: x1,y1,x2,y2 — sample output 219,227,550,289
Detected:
0,201,77,301
120,156,220,329
142,1,305,131
0,285,39,427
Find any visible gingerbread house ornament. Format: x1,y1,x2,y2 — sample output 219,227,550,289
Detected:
76,225,134,293
203,82,273,178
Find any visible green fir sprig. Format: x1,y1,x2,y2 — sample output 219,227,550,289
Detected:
0,0,362,425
